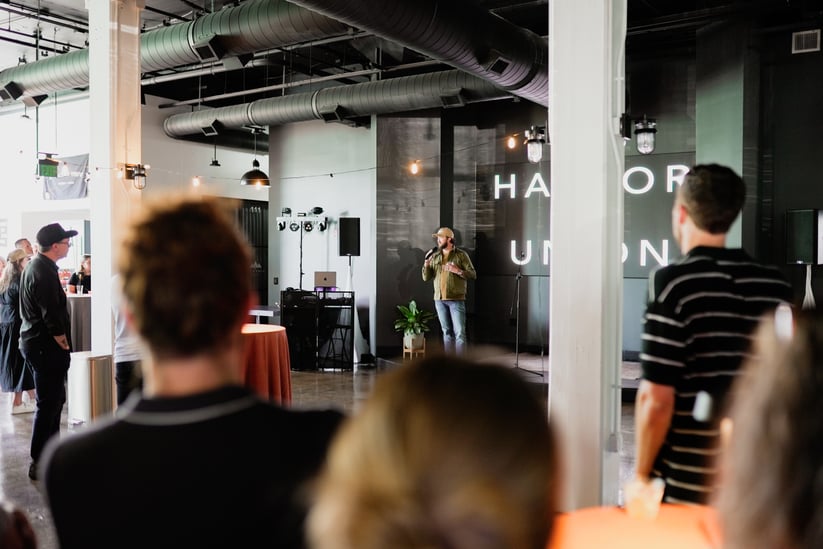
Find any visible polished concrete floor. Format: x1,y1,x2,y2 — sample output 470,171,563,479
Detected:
0,350,639,548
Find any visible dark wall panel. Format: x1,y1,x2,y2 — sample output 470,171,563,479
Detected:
761,32,823,303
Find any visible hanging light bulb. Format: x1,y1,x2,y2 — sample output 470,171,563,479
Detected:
409,160,420,175
192,176,201,187
507,135,517,149
240,129,270,186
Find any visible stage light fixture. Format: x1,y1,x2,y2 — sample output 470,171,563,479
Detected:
289,221,300,232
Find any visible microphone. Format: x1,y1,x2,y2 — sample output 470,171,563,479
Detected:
425,246,439,260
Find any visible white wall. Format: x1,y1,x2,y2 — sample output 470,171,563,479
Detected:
0,94,91,269
270,119,377,350
1,95,378,349
141,96,270,203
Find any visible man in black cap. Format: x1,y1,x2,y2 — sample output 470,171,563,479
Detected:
19,222,77,480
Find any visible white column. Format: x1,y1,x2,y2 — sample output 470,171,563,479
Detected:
549,0,626,509
87,1,143,357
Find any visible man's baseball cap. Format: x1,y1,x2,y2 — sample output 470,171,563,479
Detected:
432,227,454,239
36,223,78,247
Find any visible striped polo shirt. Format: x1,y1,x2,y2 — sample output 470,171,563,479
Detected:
641,245,792,504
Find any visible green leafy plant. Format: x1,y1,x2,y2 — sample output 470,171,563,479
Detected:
394,299,437,336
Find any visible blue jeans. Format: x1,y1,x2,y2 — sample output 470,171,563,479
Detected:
435,300,467,355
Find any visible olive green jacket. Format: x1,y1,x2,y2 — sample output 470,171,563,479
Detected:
421,247,477,300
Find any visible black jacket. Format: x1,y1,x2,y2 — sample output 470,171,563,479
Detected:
19,254,70,353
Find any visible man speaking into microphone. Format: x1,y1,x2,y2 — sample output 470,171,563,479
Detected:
422,227,476,355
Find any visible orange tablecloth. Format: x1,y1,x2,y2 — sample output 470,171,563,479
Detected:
548,504,721,549
241,323,292,404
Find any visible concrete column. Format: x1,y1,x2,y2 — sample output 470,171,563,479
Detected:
549,0,626,509
87,1,144,356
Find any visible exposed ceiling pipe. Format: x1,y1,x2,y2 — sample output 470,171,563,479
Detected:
285,0,548,106
156,58,447,106
163,70,510,137
0,0,350,100
161,67,380,107
140,30,369,87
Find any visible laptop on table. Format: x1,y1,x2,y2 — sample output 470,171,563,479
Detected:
314,271,337,290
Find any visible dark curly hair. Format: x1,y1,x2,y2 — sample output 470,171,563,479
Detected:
117,196,252,359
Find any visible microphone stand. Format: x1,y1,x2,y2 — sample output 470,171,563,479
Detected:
511,256,543,377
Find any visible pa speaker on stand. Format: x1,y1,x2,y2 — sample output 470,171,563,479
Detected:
339,217,361,257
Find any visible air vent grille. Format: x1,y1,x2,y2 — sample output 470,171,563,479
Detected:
792,29,820,54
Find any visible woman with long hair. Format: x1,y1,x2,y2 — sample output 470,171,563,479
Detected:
716,306,823,549
0,249,35,414
308,355,558,549
68,254,91,294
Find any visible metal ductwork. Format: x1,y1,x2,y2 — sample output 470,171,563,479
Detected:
0,0,349,99
285,0,548,106
163,70,509,137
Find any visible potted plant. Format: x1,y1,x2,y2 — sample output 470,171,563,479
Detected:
394,299,437,351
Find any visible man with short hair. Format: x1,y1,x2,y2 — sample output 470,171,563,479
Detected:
422,227,476,354
19,223,77,481
41,198,344,549
14,238,34,256
634,164,793,504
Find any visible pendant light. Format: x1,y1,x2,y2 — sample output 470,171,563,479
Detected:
210,138,221,167
240,129,269,187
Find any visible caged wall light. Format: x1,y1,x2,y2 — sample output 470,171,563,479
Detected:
124,163,149,190
621,114,657,155
524,125,546,163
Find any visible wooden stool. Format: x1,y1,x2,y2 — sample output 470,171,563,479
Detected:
403,338,426,361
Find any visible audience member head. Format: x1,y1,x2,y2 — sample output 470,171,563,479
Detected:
35,223,76,260
0,249,31,294
716,306,823,549
14,238,34,256
0,500,37,549
676,164,745,235
308,355,557,549
117,197,253,359
78,254,91,275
